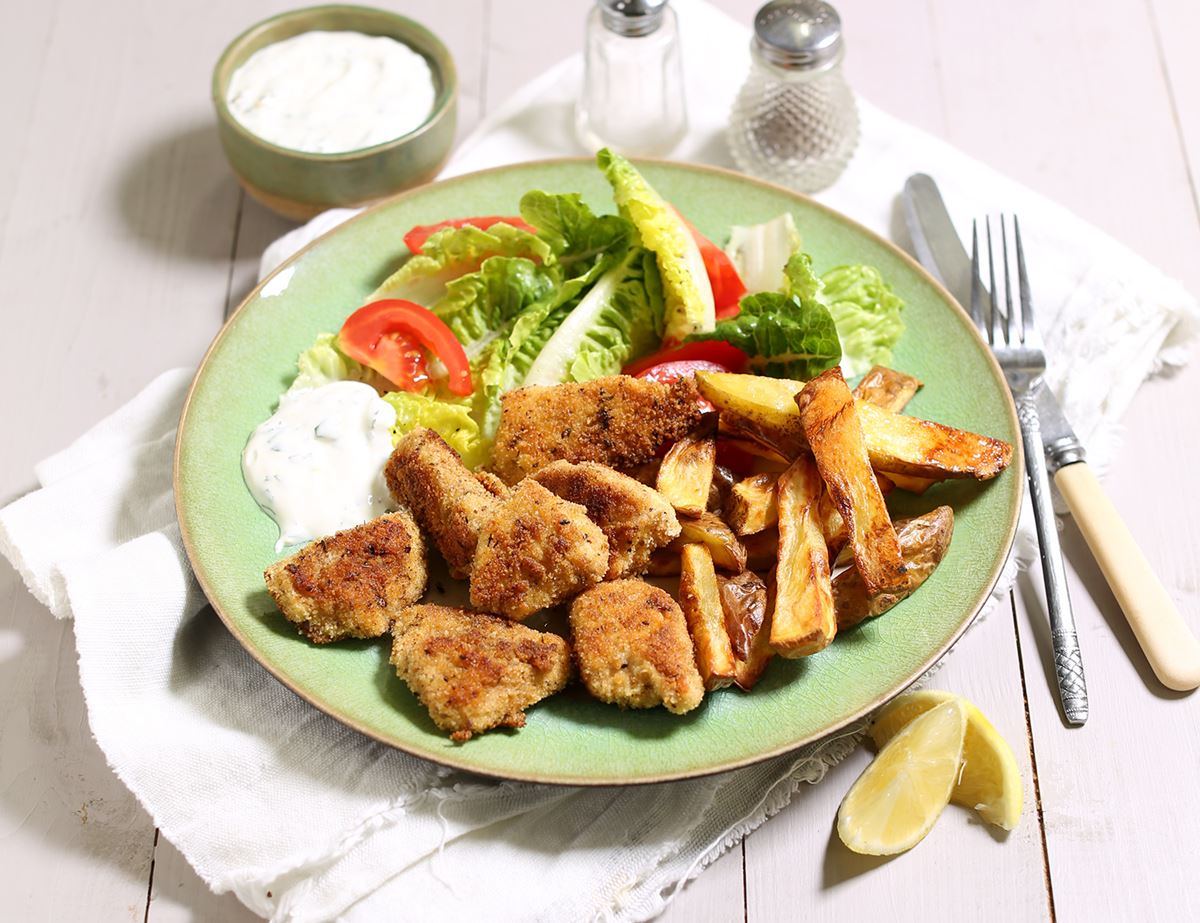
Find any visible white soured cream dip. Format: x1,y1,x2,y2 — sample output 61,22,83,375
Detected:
226,30,436,154
242,381,397,552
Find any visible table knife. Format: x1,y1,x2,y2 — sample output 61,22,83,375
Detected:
902,173,1200,692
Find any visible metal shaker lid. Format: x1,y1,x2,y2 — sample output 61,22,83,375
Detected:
753,0,844,71
598,0,670,38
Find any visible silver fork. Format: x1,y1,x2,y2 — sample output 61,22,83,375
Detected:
971,215,1088,726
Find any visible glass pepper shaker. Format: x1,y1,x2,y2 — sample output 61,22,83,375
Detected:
575,0,688,157
728,0,859,193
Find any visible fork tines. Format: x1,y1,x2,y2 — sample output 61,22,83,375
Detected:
969,215,1040,351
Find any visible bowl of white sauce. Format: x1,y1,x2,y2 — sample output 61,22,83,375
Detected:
213,5,456,220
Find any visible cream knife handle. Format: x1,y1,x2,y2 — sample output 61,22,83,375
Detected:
1055,462,1200,691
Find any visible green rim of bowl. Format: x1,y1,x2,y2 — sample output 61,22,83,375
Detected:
175,158,1023,786
212,4,458,161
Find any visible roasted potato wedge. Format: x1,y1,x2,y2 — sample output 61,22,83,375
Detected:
679,544,738,689
856,400,1013,481
677,512,748,572
726,472,779,536
834,506,955,629
770,455,836,657
718,570,772,689
698,371,1012,483
657,418,717,517
698,371,807,458
719,569,769,660
818,474,896,562
852,366,923,412
797,369,906,595
853,368,934,493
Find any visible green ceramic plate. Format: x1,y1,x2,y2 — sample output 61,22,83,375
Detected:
176,159,1021,785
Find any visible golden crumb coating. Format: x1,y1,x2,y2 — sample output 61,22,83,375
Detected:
569,579,704,714
390,604,571,741
384,427,508,578
264,511,427,644
490,376,705,484
531,460,681,579
470,480,609,620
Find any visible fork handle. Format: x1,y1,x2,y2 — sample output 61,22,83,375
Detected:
1054,462,1200,691
1018,393,1089,725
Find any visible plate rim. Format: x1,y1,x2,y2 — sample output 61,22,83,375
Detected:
174,156,1023,786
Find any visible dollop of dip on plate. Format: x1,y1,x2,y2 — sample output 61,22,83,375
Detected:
226,30,436,154
242,381,397,551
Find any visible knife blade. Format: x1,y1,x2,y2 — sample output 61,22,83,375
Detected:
901,174,1086,472
901,174,976,309
901,172,1200,692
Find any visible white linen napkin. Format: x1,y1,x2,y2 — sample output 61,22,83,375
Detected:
2,2,1196,922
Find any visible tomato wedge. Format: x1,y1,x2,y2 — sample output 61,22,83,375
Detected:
623,341,748,377
338,300,473,396
403,216,536,254
634,358,734,414
634,358,730,385
672,209,747,318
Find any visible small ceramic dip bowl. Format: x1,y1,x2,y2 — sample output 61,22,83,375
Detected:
213,4,457,220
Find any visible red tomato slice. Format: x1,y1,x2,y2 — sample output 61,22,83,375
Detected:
634,358,730,384
634,359,734,413
403,216,537,254
672,209,747,317
338,300,473,396
623,341,748,377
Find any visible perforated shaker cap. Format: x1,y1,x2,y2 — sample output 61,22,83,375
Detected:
598,0,670,37
753,0,844,71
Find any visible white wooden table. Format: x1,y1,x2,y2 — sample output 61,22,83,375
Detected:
2,1,1198,920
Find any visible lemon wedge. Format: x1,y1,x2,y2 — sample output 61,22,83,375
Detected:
837,698,966,855
870,690,1024,831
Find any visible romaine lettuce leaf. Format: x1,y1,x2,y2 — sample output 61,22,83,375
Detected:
432,256,556,358
725,213,803,294
519,190,634,269
371,221,552,306
596,148,715,341
524,247,664,387
686,290,841,380
820,265,905,377
381,390,488,469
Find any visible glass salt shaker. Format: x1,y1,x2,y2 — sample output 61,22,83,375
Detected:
575,0,688,157
728,0,859,192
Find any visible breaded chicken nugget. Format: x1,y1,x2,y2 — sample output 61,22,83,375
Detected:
470,479,609,620
384,427,508,578
569,579,704,714
531,460,680,579
490,376,705,484
264,511,426,644
391,604,571,741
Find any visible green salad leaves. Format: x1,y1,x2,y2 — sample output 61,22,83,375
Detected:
820,264,905,377
687,253,843,380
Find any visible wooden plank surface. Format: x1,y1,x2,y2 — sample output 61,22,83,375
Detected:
1,0,1198,921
